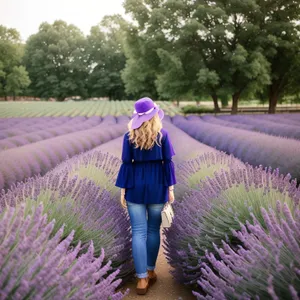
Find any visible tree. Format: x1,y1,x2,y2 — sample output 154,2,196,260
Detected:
24,20,89,101
155,49,193,106
5,66,31,99
86,15,127,100
0,26,30,99
254,0,300,113
123,0,271,113
122,0,168,99
166,0,271,114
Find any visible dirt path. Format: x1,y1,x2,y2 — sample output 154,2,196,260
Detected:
116,229,195,300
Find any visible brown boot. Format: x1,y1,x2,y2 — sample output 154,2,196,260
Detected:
147,270,157,285
136,276,150,295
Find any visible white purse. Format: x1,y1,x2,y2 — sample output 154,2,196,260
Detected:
161,202,174,228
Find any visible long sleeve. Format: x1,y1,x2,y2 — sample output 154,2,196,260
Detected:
115,133,134,188
162,130,177,186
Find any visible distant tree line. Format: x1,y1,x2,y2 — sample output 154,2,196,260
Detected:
1,0,300,114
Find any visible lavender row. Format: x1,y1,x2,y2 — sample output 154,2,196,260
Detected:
0,116,74,131
47,149,123,197
0,117,102,150
172,115,300,180
0,115,129,151
164,157,300,298
200,115,255,131
0,122,128,190
257,113,300,127
194,202,300,299
0,200,129,299
0,152,135,284
216,114,300,140
163,121,219,163
0,115,130,141
0,116,70,138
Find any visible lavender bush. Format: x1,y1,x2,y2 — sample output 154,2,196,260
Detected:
218,114,300,140
0,171,134,283
0,116,102,151
163,121,218,163
200,115,257,131
0,122,127,190
172,116,300,180
0,201,129,299
0,117,58,131
246,113,300,127
48,150,122,196
0,116,69,139
164,162,300,288
194,202,300,299
176,151,243,200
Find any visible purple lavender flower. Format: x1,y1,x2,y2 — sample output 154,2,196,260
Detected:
0,202,129,299
0,122,127,190
195,203,300,299
165,158,300,291
218,114,300,140
0,151,134,283
172,116,300,180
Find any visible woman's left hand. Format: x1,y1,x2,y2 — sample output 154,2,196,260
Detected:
120,189,127,209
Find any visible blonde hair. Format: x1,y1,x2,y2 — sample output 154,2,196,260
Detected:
128,113,163,150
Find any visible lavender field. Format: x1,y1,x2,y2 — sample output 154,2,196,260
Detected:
1,110,300,299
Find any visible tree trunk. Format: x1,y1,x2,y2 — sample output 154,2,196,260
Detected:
176,99,180,107
231,93,240,114
211,94,220,113
268,85,279,114
268,75,287,114
268,93,278,114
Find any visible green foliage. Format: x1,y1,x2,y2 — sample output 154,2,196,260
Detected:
121,24,160,99
181,105,215,114
155,49,191,99
122,0,300,113
122,0,272,112
87,15,127,100
254,0,300,113
23,20,89,101
0,26,30,98
5,66,31,96
1,1,299,108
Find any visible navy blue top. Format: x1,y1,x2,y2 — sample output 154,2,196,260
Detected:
115,128,177,204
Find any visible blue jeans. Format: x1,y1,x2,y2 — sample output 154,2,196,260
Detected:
126,200,165,279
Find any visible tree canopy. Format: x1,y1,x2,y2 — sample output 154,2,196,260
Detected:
1,1,300,113
24,21,89,101
122,0,300,113
0,26,30,98
87,15,127,100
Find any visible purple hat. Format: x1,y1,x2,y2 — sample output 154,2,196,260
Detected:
130,97,164,130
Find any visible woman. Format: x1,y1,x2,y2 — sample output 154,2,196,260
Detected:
115,97,176,295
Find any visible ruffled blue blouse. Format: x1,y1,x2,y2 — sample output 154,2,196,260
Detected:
115,128,176,204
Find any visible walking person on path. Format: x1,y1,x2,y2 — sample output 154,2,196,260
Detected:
115,97,176,296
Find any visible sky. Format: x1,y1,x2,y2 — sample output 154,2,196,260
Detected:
1,0,127,41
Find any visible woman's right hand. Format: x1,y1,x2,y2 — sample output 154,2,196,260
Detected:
168,190,175,204
120,188,127,209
